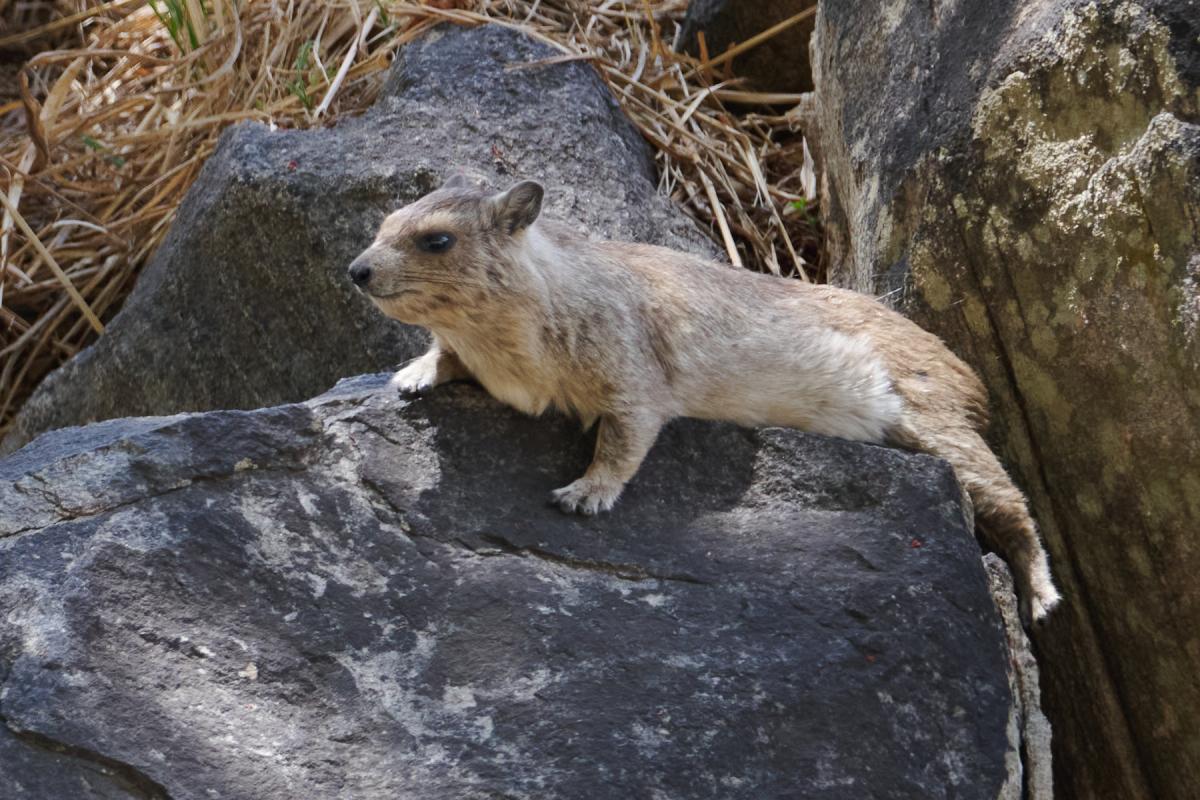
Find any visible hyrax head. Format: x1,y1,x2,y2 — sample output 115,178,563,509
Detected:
347,174,544,324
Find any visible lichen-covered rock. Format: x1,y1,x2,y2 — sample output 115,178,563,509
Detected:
1,24,714,454
677,0,818,93
811,1,1200,797
0,376,1019,799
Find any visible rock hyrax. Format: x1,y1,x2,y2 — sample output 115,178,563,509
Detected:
348,175,1061,624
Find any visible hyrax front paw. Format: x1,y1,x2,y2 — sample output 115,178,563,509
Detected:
550,477,623,516
388,359,439,395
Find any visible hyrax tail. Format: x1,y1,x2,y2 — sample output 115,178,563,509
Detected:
894,423,1061,625
957,442,1061,625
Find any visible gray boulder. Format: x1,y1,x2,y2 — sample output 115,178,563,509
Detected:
0,376,1020,799
2,24,715,454
810,1,1200,797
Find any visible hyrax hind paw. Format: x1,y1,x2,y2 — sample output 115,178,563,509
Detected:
388,359,439,395
549,478,623,517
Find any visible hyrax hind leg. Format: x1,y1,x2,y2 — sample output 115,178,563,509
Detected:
893,421,1061,625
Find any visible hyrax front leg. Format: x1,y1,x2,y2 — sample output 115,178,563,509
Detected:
551,409,665,516
389,341,469,394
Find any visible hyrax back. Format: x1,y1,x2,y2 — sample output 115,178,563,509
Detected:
347,176,1061,624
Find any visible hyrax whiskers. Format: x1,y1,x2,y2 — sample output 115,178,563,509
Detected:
348,175,1062,624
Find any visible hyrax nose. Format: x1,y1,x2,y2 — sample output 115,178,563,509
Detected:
348,257,372,288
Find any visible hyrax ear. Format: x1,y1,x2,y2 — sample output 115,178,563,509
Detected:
490,181,544,234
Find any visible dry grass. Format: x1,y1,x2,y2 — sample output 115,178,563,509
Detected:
0,0,819,437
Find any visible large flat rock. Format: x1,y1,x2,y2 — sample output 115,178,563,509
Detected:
2,23,714,454
1,377,1016,799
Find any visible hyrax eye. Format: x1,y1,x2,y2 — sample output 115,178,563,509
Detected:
417,232,456,253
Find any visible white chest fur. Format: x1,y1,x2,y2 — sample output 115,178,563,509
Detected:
443,334,554,417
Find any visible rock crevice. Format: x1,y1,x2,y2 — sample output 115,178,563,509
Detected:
0,723,173,800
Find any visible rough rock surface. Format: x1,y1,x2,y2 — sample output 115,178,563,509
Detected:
678,0,818,93
2,24,715,454
811,1,1200,797
985,555,1053,800
0,376,1018,799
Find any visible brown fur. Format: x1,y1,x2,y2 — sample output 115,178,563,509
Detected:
347,177,1061,624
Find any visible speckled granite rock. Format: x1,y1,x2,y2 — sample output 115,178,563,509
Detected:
1,376,1018,799
811,1,1200,797
2,23,714,454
